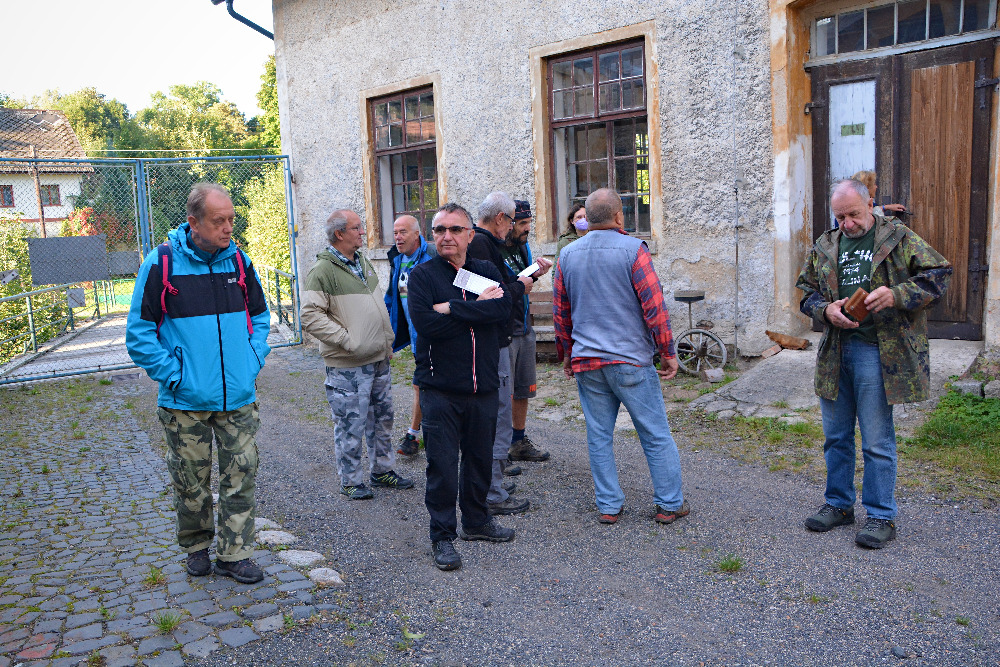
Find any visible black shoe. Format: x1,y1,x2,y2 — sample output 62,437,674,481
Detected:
432,540,461,571
370,470,415,489
489,496,530,515
460,518,515,542
340,483,374,500
855,517,897,549
186,548,211,577
214,558,264,584
804,503,855,532
502,481,516,494
500,458,522,477
509,437,550,462
397,433,420,456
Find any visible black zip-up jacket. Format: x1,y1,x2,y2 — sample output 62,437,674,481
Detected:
408,255,511,395
468,225,526,347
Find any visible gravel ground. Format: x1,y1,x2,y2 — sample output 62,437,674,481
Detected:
119,345,1000,665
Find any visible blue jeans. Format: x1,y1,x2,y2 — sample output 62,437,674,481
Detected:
819,338,897,520
575,363,684,514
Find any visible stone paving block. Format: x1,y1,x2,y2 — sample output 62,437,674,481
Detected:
181,635,220,658
144,650,184,667
132,599,168,615
62,634,122,655
277,550,324,567
263,564,290,575
107,616,149,634
291,605,315,620
203,579,237,592
33,619,63,633
219,626,260,647
249,587,277,601
100,643,137,667
293,591,315,604
182,600,220,618
37,595,72,611
217,594,251,608
200,610,240,628
15,641,58,660
63,622,103,642
0,627,29,644
171,620,211,644
274,570,307,582
277,580,314,593
138,634,176,655
241,602,279,619
175,590,212,604
253,613,285,633
166,581,193,596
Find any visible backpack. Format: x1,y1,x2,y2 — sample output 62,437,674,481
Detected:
155,241,254,338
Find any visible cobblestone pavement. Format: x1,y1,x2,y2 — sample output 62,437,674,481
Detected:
0,375,328,667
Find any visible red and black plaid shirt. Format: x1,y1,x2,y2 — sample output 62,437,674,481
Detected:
553,230,675,374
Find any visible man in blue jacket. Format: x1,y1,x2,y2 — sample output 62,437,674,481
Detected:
384,215,436,457
126,183,271,584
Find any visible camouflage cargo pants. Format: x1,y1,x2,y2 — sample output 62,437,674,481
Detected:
157,403,259,562
325,359,394,487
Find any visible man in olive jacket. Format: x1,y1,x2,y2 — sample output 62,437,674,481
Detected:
796,179,951,549
301,209,413,500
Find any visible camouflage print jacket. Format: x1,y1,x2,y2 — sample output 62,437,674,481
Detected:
795,214,952,404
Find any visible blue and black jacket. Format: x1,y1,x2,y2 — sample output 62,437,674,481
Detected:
384,236,436,352
126,224,271,411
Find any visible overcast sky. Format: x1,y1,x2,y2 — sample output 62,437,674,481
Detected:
5,0,275,117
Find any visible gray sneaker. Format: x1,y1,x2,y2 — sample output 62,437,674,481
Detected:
804,503,855,532
460,518,515,542
855,517,897,549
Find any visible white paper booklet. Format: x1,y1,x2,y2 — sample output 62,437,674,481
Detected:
453,268,500,295
517,262,540,278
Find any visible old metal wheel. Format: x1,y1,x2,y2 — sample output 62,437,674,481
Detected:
675,328,728,376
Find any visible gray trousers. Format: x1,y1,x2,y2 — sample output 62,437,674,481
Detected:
487,346,513,503
325,360,395,486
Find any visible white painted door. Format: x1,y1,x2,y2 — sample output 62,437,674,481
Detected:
827,80,876,227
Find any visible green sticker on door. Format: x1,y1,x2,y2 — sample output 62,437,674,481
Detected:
840,123,865,137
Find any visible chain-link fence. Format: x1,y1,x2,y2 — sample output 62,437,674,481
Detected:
0,156,299,385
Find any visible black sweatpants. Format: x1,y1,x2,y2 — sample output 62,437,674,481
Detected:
420,386,498,543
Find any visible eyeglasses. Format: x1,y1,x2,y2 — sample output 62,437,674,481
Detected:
432,225,470,235
502,213,515,224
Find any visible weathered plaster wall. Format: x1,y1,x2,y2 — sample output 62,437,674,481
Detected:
983,42,1000,349
273,0,778,353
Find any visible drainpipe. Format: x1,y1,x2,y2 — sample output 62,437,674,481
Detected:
210,0,274,40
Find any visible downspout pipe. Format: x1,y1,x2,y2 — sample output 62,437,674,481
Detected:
210,0,274,40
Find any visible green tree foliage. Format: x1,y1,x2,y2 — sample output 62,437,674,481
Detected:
134,82,249,155
239,164,289,272
18,88,139,156
0,222,65,362
252,55,281,151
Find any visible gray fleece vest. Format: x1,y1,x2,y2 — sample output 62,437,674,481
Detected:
558,229,655,366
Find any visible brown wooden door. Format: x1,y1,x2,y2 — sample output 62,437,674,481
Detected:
897,41,993,340
809,40,994,340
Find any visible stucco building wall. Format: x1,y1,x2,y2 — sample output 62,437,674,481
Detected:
273,0,778,353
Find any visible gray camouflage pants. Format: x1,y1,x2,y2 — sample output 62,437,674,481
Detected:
157,403,259,562
325,359,394,486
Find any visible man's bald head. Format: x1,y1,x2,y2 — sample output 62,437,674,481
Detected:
393,214,423,256
585,188,623,229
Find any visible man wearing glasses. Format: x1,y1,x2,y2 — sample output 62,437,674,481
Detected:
407,203,514,571
301,209,414,501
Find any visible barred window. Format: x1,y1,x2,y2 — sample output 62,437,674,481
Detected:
371,88,438,245
549,42,650,235
40,184,60,207
0,185,12,208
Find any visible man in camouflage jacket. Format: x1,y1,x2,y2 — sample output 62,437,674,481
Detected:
796,179,951,549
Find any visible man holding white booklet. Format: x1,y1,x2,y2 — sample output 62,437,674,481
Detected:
407,203,515,571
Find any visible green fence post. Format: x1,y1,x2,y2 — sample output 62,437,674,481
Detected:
26,294,37,352
94,282,101,319
67,288,75,332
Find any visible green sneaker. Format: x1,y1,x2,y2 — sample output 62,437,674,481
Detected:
804,503,855,532
370,470,415,489
340,483,374,500
855,517,897,549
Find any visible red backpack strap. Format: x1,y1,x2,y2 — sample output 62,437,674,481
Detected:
156,242,178,339
234,249,254,335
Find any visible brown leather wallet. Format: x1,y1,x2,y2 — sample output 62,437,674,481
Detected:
843,287,870,322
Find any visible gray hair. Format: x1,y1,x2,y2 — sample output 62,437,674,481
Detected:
477,191,515,224
187,183,231,221
585,188,622,227
432,203,473,228
831,178,871,201
324,209,354,245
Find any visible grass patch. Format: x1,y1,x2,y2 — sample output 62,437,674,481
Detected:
904,392,1000,481
152,610,184,634
143,565,166,588
716,554,744,573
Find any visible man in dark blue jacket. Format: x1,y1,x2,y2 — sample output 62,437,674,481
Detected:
126,183,271,584
384,214,436,456
407,203,514,571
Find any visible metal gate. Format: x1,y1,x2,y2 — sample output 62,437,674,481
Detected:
0,155,300,385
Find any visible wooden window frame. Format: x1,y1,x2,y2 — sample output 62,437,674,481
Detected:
40,184,60,207
547,40,651,237
0,185,13,208
369,86,439,244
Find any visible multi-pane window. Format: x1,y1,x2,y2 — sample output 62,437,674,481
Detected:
40,185,60,207
0,185,12,208
371,88,438,245
815,0,994,56
549,42,650,235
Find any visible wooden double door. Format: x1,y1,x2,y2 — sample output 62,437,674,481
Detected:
810,40,994,340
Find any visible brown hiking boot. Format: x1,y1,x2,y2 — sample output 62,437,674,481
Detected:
509,437,550,462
